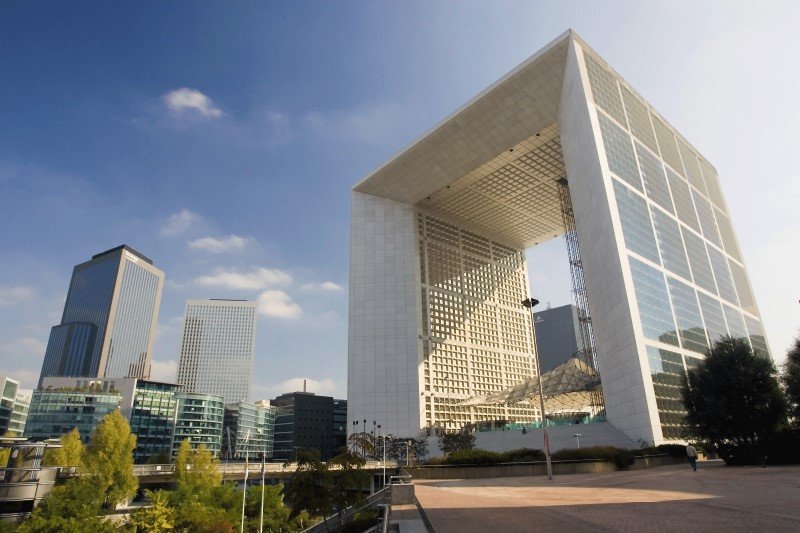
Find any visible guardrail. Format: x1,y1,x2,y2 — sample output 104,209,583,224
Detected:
303,486,390,533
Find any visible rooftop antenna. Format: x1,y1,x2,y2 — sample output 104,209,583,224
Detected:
303,379,307,393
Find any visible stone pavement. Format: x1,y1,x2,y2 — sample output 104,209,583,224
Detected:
414,462,800,532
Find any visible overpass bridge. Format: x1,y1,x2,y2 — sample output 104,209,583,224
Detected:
59,460,401,489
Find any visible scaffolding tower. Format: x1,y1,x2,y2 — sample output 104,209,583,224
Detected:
557,178,605,413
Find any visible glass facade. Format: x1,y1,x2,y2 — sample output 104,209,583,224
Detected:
586,49,770,439
129,381,179,463
24,389,121,443
0,377,20,435
628,257,679,347
222,401,276,460
172,392,223,457
176,300,257,405
645,346,686,439
38,246,164,386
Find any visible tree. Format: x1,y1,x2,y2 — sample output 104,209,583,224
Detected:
347,431,375,459
17,478,115,533
411,438,429,462
243,485,308,533
783,336,800,426
282,449,332,523
128,490,175,532
682,336,787,454
173,439,222,500
328,449,368,512
83,410,138,509
42,428,84,467
438,432,476,456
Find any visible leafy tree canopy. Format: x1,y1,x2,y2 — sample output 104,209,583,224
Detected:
438,432,476,456
173,439,222,502
682,337,787,449
783,336,800,426
282,449,332,521
17,478,114,533
42,428,84,467
128,490,175,533
83,410,138,508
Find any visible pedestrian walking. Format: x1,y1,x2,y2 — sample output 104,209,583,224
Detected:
686,444,698,471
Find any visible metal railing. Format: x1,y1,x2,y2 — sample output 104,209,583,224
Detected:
124,459,398,478
303,486,390,533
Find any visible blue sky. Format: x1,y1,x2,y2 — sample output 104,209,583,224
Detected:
1,1,798,398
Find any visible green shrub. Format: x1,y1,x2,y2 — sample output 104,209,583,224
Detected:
635,444,686,458
445,449,502,465
551,446,635,469
498,448,545,463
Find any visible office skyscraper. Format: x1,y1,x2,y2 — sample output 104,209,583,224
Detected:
38,245,164,386
348,30,769,444
176,299,257,404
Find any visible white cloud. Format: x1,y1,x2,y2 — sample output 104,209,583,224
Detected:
0,368,39,390
195,268,292,290
2,337,46,358
188,235,247,253
257,290,302,318
0,286,35,306
160,209,200,237
163,88,222,118
149,359,177,383
253,377,338,400
299,281,344,292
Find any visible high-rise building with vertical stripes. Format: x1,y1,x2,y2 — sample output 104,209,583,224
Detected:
38,245,164,386
176,299,257,404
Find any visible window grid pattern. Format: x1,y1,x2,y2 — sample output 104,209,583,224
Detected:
651,208,692,281
635,141,674,214
628,256,680,347
729,261,756,316
707,246,739,306
666,277,709,354
612,179,660,264
598,113,642,191
645,345,687,440
681,228,717,295
584,53,627,125
744,315,770,358
697,292,729,346
699,159,727,211
677,141,706,193
723,305,750,348
714,208,742,262
621,88,658,152
419,214,539,431
692,189,722,248
666,169,700,232
652,116,684,174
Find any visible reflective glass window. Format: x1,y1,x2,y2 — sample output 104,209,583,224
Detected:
666,169,700,232
744,315,770,358
713,208,742,262
599,114,642,191
621,88,658,152
652,116,684,175
584,53,627,125
697,292,728,346
666,277,709,354
629,257,679,347
707,246,738,305
651,208,691,281
635,141,674,213
691,189,722,247
723,305,749,345
681,228,717,295
613,179,660,263
729,260,756,315
678,141,706,192
646,345,687,439
698,159,727,211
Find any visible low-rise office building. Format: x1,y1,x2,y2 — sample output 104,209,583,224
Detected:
172,392,224,457
222,400,275,460
271,392,346,461
26,377,180,463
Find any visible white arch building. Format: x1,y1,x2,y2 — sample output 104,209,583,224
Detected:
347,30,769,445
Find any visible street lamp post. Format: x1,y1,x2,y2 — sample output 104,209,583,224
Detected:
258,429,265,533
406,440,411,467
574,433,583,449
240,429,251,533
522,297,553,480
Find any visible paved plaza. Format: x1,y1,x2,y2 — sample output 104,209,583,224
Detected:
414,462,800,532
